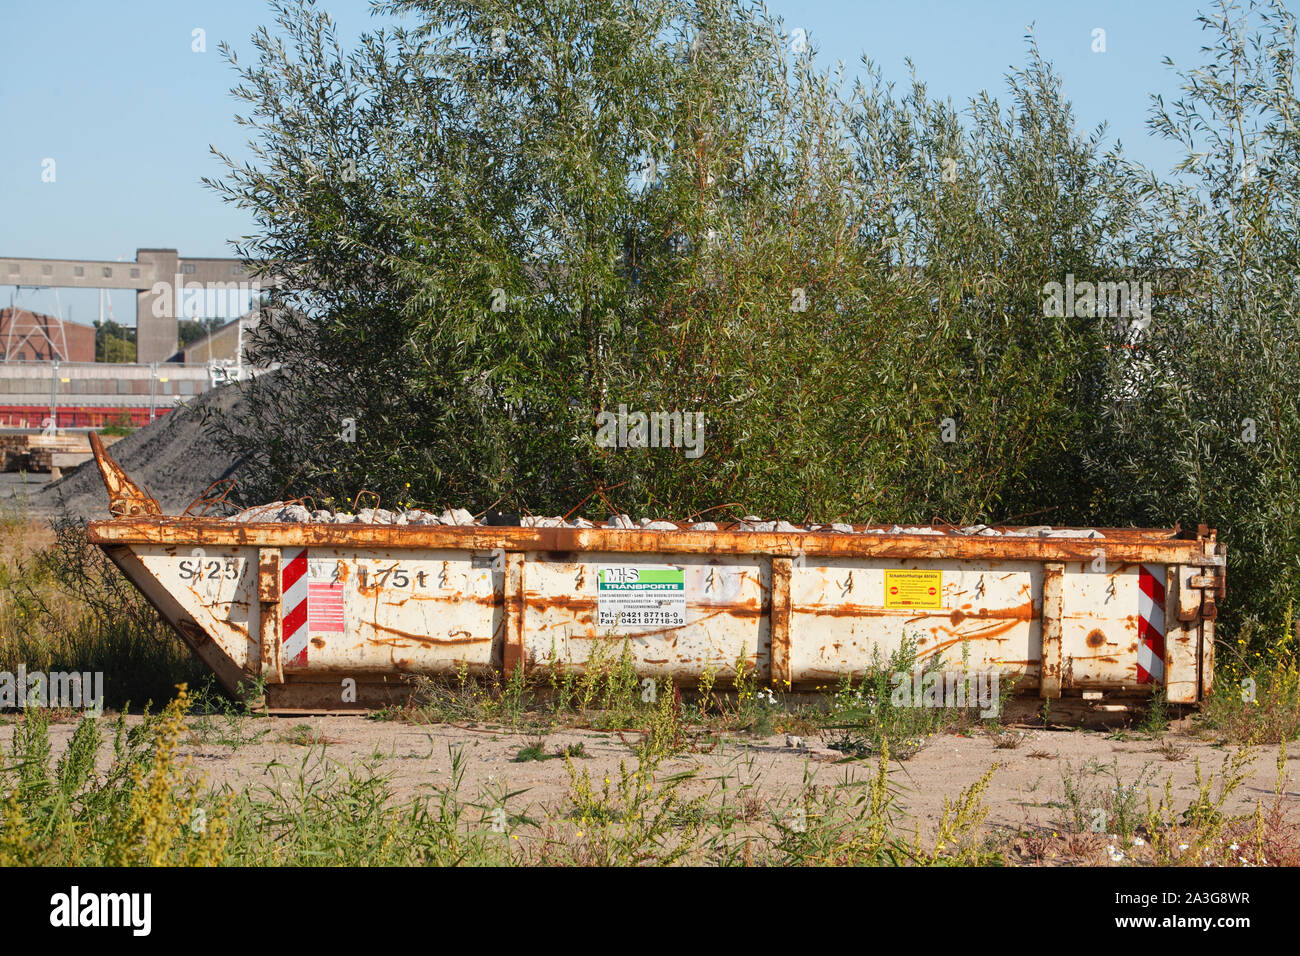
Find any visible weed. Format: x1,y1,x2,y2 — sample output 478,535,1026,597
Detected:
512,727,551,762
1058,758,1155,844
1156,738,1190,762
280,724,335,747
822,634,975,760
1139,692,1170,736
0,686,230,865
764,740,1001,866
1200,610,1300,745
188,678,271,749
1142,747,1255,865
558,749,705,865
629,679,691,761
989,730,1029,750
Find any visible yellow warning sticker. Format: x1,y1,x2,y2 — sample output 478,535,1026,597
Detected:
884,569,943,609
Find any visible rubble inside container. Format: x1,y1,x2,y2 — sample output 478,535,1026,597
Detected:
224,504,1105,537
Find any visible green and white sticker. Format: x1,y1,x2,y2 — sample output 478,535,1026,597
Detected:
597,566,687,628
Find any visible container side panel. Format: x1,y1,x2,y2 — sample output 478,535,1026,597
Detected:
788,559,1041,684
1163,566,1199,704
281,548,500,675
1059,563,1159,689
521,553,769,680
135,545,258,675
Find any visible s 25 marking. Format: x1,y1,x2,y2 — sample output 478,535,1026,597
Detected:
179,558,240,582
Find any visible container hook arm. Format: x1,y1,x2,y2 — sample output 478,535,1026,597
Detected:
89,432,161,517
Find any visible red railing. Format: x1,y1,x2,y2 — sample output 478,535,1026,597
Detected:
0,405,172,429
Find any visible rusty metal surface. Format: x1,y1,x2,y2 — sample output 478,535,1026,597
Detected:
1164,566,1198,704
83,442,1224,712
770,557,793,687
1199,531,1222,696
96,528,1220,706
257,549,283,684
100,544,248,694
284,546,500,676
503,551,525,677
89,432,160,517
88,517,1216,565
1040,563,1064,699
521,552,770,681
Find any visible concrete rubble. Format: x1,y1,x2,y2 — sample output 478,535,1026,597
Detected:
223,505,1105,538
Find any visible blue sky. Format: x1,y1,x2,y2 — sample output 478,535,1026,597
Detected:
0,1,1222,326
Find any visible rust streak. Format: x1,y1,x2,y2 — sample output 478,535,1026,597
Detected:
365,621,490,648
797,600,1036,622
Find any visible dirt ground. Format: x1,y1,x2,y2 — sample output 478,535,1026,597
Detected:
5,713,1294,860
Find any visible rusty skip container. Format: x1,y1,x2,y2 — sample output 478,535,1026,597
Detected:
85,436,1225,714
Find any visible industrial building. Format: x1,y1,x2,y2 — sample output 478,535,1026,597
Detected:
0,307,96,363
0,247,281,429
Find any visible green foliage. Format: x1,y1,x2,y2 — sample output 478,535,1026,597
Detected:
1089,0,1300,645
93,320,135,363
1200,604,1300,743
1142,747,1257,865
97,414,135,437
178,317,225,350
0,700,1003,866
207,0,1300,657
0,692,230,865
207,0,1138,524
1140,692,1171,736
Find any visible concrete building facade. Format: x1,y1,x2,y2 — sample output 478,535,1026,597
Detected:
2,249,277,363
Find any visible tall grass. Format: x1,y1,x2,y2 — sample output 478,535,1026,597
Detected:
0,688,1001,866
1198,606,1300,745
0,512,206,712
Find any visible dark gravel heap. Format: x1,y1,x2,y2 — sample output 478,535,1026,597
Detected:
35,383,248,521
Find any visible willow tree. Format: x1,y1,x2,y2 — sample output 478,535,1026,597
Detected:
208,0,691,509
1097,0,1300,642
209,0,1145,525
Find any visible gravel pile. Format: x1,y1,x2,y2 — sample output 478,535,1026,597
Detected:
34,382,250,521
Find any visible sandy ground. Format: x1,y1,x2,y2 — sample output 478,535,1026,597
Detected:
4,713,1295,858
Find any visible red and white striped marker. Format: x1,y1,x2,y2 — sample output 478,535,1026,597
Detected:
1137,564,1165,684
282,547,309,667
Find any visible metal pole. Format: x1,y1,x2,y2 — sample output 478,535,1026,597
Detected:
150,362,158,424
49,359,59,432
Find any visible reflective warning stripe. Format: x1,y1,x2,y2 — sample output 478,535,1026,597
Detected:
282,547,309,667
1137,564,1165,684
